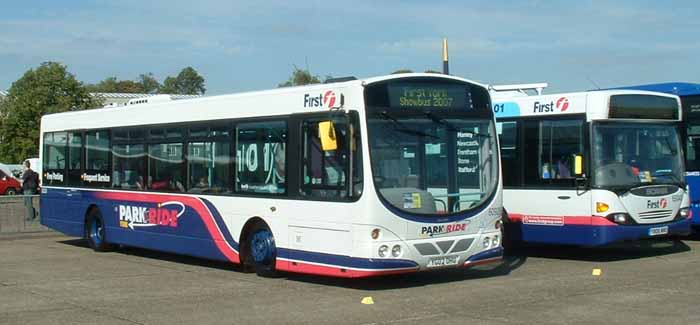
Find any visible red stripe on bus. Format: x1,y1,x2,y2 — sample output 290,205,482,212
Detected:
276,260,418,278
507,213,617,226
94,191,240,263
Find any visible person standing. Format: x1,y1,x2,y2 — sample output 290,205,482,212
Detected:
22,161,39,221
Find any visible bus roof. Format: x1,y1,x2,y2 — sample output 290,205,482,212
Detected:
609,82,700,97
41,73,488,132
491,89,681,121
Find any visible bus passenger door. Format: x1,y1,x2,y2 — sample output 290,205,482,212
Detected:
283,113,361,276
501,118,594,245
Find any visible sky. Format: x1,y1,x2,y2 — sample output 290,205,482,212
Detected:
1,1,698,95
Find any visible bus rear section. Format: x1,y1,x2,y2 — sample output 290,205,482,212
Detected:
493,88,691,246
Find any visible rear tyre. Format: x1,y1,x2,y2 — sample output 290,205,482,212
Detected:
85,209,112,252
246,223,280,277
6,188,16,195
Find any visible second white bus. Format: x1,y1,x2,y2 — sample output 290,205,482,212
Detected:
492,87,692,246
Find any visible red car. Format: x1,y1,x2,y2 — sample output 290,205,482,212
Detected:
0,168,21,195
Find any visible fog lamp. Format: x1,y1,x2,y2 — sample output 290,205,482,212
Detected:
596,202,609,213
378,245,389,257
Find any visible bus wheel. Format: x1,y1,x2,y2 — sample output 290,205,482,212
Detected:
500,212,513,256
85,208,112,252
6,188,16,195
248,224,279,277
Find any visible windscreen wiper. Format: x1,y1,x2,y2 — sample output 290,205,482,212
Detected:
380,111,439,139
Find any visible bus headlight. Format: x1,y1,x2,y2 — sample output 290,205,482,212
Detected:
483,237,491,248
391,245,402,257
378,245,389,257
677,207,690,220
492,235,500,247
606,213,634,225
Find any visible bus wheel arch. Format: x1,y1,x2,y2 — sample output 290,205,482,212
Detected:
501,208,513,254
239,217,280,277
85,205,113,252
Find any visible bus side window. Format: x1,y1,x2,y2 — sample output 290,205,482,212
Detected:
300,118,348,199
235,121,287,195
42,132,67,185
496,121,519,187
524,119,583,187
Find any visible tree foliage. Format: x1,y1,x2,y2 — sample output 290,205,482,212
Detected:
391,69,414,74
86,77,147,93
140,73,161,94
160,67,206,95
0,62,99,163
86,67,206,95
278,67,323,87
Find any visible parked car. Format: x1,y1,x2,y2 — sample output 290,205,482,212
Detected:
0,164,22,195
5,164,23,178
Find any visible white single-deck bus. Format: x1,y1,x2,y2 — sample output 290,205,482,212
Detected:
491,86,691,246
40,73,504,278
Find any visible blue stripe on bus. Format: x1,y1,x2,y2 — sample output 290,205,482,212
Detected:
686,174,700,226
279,248,419,270
40,188,420,271
508,218,691,246
466,246,503,263
493,102,522,118
200,198,240,251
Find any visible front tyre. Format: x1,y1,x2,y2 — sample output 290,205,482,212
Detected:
248,224,279,277
85,209,112,252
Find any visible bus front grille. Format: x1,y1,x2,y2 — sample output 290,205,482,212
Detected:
413,238,474,256
638,210,673,220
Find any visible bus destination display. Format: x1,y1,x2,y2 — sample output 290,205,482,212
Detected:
388,83,467,109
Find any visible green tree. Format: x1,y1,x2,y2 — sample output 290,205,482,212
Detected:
86,76,147,93
160,67,206,95
86,73,162,94
278,67,323,87
140,73,161,94
0,62,99,162
391,69,414,74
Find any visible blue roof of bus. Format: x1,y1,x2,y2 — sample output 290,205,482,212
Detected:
611,82,700,96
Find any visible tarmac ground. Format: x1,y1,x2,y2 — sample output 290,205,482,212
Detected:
2,231,699,324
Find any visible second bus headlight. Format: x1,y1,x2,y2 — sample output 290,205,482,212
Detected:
391,245,402,257
483,237,491,248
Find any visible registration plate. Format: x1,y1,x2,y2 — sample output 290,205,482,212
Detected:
427,255,459,268
649,226,669,236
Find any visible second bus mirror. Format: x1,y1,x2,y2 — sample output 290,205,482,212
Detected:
574,154,584,177
318,121,338,151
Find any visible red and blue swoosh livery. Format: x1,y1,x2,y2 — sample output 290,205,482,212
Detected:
41,188,444,277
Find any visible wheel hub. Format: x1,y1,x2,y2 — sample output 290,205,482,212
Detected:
251,230,275,264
